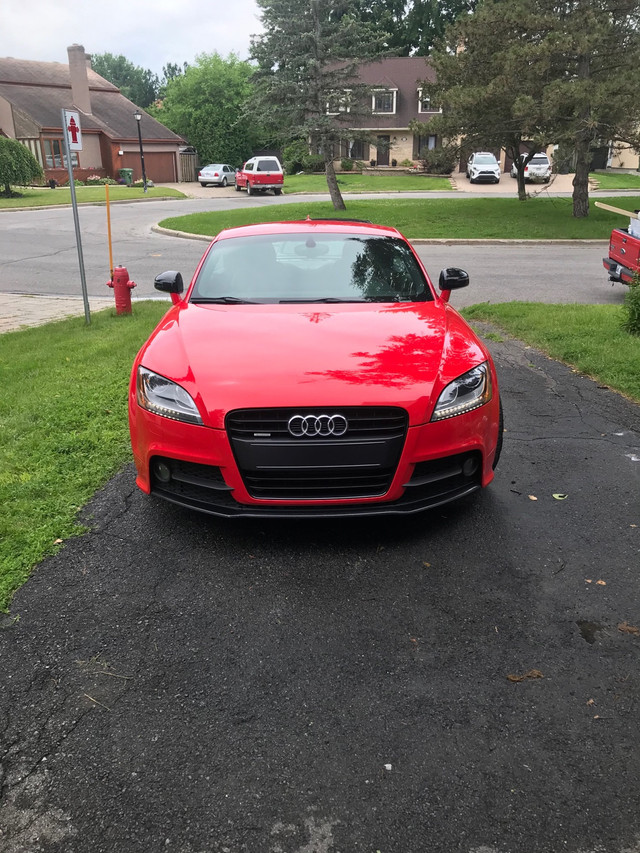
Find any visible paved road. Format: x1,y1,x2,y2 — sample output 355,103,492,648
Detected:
1,332,639,853
0,193,624,309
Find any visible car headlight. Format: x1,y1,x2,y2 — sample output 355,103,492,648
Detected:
431,362,492,421
136,366,203,425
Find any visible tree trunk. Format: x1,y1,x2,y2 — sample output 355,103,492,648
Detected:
572,53,591,219
325,153,346,211
572,135,591,218
516,169,527,201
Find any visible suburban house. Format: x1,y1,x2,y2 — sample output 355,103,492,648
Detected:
0,45,186,184
330,56,439,167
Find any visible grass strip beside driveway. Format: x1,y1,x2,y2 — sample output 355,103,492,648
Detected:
462,302,640,402
0,303,168,611
159,196,640,241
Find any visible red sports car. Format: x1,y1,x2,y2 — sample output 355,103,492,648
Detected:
129,219,502,517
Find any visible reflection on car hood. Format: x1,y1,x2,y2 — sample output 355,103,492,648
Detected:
140,301,487,428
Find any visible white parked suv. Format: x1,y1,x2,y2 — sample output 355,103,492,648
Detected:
510,153,552,182
466,152,501,184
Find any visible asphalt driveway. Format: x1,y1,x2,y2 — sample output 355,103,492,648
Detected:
1,330,639,853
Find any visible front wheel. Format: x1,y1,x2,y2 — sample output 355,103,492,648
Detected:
235,182,241,192
247,182,253,196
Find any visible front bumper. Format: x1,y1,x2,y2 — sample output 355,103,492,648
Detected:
129,401,500,518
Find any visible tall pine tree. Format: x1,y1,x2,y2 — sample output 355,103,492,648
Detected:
250,0,390,209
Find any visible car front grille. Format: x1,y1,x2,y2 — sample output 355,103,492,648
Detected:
225,407,408,500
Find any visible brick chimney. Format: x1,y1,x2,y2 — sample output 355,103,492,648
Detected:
67,44,92,114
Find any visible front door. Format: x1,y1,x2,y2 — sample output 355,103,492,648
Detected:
376,136,390,166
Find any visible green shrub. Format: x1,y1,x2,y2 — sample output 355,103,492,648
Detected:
99,177,118,185
418,144,458,175
282,140,309,174
340,158,354,171
401,159,414,167
302,153,325,173
621,273,640,336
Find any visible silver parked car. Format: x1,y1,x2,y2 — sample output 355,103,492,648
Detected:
198,164,237,187
510,153,552,182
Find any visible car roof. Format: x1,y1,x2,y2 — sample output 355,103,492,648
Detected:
214,219,404,242
202,163,226,168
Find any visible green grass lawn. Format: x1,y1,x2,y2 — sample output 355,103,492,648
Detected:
283,173,452,193
0,185,186,208
591,171,640,190
0,302,168,611
160,195,640,241
2,296,639,611
462,302,640,402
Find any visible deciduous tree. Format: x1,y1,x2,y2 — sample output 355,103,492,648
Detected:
91,53,159,107
148,53,260,167
0,138,43,196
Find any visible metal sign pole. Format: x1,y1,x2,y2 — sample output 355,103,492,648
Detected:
61,108,91,325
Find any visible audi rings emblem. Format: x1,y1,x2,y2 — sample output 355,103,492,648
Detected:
288,414,349,437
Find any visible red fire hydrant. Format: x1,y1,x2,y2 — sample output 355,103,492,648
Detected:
106,266,136,315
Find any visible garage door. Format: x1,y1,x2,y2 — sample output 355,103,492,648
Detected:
121,152,177,183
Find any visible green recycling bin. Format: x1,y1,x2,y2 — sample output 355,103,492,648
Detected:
119,168,134,186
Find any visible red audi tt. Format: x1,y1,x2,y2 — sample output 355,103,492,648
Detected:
128,219,502,517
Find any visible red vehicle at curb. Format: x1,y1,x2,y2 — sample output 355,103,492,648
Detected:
597,201,640,284
234,155,284,196
129,219,502,518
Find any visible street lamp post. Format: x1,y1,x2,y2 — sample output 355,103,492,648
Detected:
133,110,148,192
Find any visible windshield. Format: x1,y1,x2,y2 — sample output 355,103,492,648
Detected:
191,233,433,304
474,155,498,165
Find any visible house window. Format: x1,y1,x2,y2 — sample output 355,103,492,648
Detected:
326,90,351,114
372,90,396,114
18,138,44,167
343,139,367,160
42,138,78,169
413,134,438,158
418,90,441,114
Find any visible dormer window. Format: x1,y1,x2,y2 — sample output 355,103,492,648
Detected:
418,89,438,113
372,89,396,114
326,90,352,115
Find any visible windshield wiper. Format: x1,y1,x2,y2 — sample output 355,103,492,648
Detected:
278,297,368,303
191,296,258,304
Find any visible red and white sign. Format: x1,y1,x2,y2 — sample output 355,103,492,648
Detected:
64,110,83,151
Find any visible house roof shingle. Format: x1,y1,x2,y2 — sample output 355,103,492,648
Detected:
0,56,183,142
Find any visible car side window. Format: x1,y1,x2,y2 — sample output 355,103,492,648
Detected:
245,162,254,171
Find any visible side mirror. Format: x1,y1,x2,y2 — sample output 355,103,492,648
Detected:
154,270,184,294
439,267,469,291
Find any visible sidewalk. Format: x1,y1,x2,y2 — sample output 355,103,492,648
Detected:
0,294,115,334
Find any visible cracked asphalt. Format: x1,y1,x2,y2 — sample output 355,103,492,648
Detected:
1,329,640,853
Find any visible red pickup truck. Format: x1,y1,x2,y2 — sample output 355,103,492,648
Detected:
235,156,284,196
597,202,640,285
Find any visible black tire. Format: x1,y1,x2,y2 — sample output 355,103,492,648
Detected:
492,397,504,470
221,177,227,187
234,182,241,192
273,188,282,196
199,182,208,188
247,182,253,196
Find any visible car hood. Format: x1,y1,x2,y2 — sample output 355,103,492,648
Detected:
139,301,487,428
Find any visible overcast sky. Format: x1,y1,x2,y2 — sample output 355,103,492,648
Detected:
1,0,263,76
